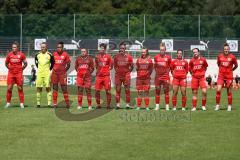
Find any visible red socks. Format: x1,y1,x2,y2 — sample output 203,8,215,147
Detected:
216,91,221,105
18,89,24,103
6,89,12,103
182,96,187,108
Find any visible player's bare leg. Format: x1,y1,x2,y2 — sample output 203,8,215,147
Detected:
17,85,24,108
52,84,58,107
46,87,52,107
201,88,207,111
172,85,179,110
191,89,198,111
115,85,121,109
125,86,131,109
180,86,187,111
164,82,170,111
36,87,42,108
215,85,223,111
61,85,70,108
77,86,84,109
227,84,233,111
154,86,161,110
5,84,13,108
85,87,92,110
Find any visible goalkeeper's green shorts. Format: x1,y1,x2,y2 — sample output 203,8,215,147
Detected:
36,75,51,88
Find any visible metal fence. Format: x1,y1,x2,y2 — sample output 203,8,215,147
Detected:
1,14,240,58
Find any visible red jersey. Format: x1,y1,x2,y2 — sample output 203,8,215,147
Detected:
53,51,71,74
114,53,133,76
189,57,208,78
170,59,188,79
217,53,238,79
5,51,26,74
136,56,153,80
95,53,113,77
75,55,94,78
154,54,172,80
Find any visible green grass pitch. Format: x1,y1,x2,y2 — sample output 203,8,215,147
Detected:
0,86,240,160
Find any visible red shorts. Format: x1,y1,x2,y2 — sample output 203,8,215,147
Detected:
7,73,23,86
76,76,91,88
51,72,67,85
115,74,131,87
95,76,111,90
172,78,187,87
191,77,206,89
217,77,233,88
155,77,170,91
136,79,150,91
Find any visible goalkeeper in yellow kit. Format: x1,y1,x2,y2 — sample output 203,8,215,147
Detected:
35,42,54,107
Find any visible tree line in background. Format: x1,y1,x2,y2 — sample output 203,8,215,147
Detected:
1,0,240,38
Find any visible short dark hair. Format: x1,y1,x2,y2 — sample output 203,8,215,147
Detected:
224,43,229,47
192,48,199,52
99,43,107,49
58,41,64,47
177,49,183,53
12,41,19,48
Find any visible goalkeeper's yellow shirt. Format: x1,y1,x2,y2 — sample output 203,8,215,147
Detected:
35,51,54,77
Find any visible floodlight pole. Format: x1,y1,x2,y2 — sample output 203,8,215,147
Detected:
73,14,76,57
198,14,201,40
20,13,23,52
144,14,146,40
128,14,130,39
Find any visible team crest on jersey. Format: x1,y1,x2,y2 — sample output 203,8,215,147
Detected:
104,58,107,61
165,58,168,61
200,61,203,64
182,62,185,65
228,58,231,61
18,55,21,58
61,56,65,59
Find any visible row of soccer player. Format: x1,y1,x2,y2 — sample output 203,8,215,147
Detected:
4,41,238,111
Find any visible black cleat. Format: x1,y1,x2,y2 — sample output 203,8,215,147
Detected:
37,105,40,108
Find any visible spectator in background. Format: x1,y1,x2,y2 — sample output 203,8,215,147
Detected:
212,74,217,89
30,65,36,87
234,75,240,89
206,74,212,89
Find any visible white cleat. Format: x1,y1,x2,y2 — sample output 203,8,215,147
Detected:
172,107,177,111
77,106,82,110
182,108,186,111
136,107,140,111
202,106,207,111
227,106,232,112
20,103,24,109
146,107,150,111
191,107,196,111
88,106,92,110
166,105,169,111
215,105,220,111
5,103,10,108
154,105,160,111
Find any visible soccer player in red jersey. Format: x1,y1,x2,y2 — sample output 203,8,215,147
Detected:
114,43,133,109
154,42,172,111
51,42,71,108
170,49,188,111
95,43,113,109
136,48,153,111
215,43,238,111
5,42,28,108
189,48,208,111
75,48,94,110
